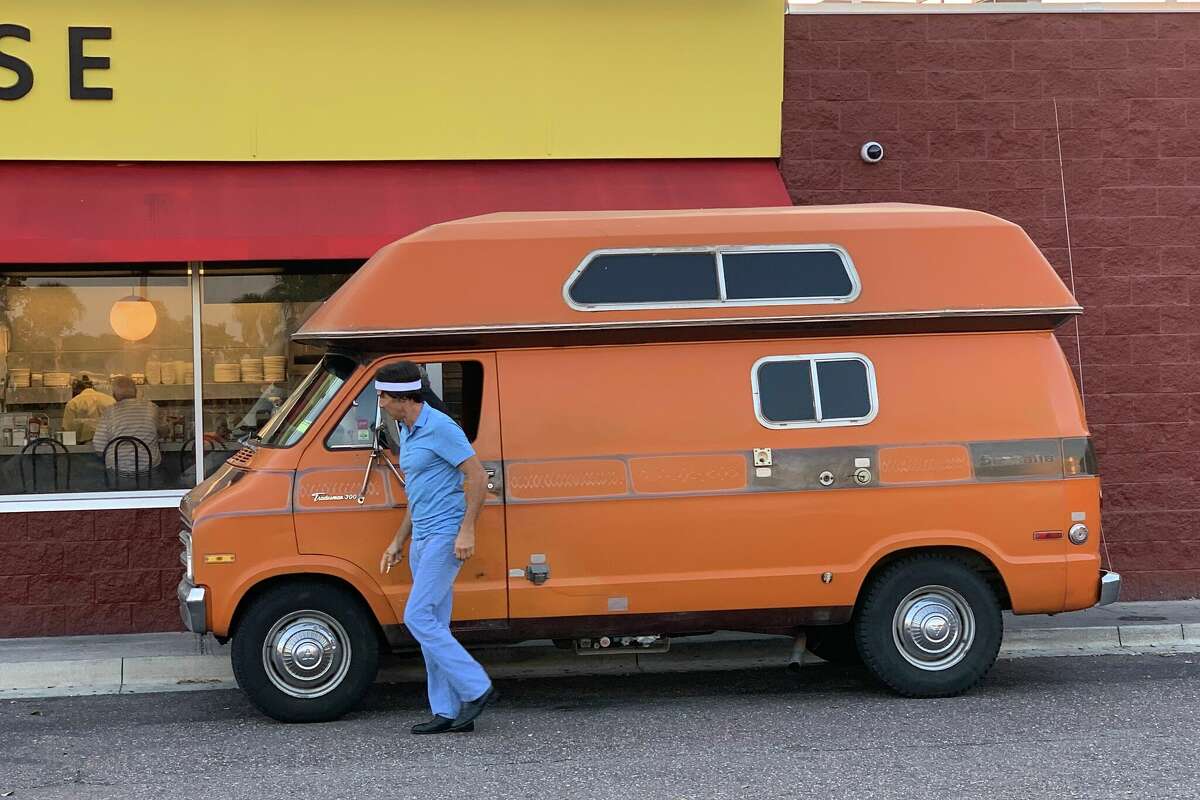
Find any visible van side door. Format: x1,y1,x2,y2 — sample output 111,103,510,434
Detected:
293,353,508,629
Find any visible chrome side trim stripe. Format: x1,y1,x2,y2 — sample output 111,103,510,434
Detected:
294,306,1083,342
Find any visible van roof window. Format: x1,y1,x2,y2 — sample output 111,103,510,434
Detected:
722,249,855,301
753,353,877,429
567,251,719,306
566,245,858,310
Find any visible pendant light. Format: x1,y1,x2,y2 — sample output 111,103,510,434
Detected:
109,274,157,342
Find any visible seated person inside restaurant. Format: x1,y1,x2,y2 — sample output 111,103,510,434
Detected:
61,374,115,444
92,375,162,475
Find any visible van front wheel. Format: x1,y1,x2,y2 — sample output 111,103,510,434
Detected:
854,556,1002,698
231,582,379,723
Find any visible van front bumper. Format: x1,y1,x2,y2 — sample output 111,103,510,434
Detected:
177,578,209,634
1098,570,1121,607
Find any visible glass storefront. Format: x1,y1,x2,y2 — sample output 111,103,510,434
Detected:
0,261,355,503
199,262,355,472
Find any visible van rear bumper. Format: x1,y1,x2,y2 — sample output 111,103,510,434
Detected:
177,578,209,634
1097,570,1121,607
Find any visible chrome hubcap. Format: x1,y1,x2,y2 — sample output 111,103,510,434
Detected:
262,610,352,698
892,585,975,671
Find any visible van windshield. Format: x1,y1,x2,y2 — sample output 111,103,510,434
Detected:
256,354,356,448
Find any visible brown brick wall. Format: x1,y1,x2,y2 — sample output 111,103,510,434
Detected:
784,11,1200,600
0,509,183,637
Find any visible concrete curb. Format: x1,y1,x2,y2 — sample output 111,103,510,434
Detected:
3,624,1200,700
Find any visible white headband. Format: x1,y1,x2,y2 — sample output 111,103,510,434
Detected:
375,380,422,392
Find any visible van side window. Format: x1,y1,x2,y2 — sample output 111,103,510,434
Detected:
753,354,877,428
567,252,719,305
326,360,485,448
722,250,855,301
566,246,858,309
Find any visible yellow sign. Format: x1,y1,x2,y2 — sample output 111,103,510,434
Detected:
0,1,782,161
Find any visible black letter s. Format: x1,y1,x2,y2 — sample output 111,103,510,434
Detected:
0,24,33,101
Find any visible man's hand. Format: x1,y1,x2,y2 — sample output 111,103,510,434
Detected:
380,539,404,575
454,525,476,561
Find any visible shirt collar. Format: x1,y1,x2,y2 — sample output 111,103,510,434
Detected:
406,401,432,434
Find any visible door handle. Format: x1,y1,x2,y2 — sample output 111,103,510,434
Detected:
525,563,550,585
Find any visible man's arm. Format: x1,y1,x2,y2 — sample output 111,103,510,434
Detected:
92,410,111,458
62,400,77,435
380,507,413,574
454,455,488,560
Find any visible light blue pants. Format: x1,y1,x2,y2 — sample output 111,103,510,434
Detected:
404,533,492,718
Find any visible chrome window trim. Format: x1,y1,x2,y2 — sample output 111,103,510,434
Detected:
0,490,188,513
562,244,861,312
751,352,879,430
297,305,1082,342
715,250,729,302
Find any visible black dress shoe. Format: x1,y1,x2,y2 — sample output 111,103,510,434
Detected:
411,715,474,735
448,686,499,731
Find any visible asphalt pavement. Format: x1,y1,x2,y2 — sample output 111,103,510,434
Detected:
1,653,1198,800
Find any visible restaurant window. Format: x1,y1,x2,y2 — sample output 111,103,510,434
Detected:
0,260,360,507
199,261,356,471
753,353,877,429
0,266,196,495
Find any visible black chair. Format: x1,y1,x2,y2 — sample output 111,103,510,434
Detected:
19,437,70,492
102,435,154,489
178,432,215,474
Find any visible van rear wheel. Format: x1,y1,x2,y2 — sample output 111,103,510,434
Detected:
231,582,379,723
854,555,1002,698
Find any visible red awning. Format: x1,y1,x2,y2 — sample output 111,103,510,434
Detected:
0,160,790,264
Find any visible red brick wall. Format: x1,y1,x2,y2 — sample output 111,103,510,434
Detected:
784,12,1200,600
0,509,183,637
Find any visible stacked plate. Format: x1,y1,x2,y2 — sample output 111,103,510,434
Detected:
43,372,71,388
182,361,194,385
240,357,264,384
9,368,30,388
214,363,240,383
263,355,287,383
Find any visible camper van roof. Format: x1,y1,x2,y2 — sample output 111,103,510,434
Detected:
295,204,1080,348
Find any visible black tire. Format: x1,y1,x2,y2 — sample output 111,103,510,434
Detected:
804,623,863,666
854,555,1002,698
231,582,380,723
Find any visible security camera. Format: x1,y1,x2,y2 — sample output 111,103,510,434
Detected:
860,141,884,164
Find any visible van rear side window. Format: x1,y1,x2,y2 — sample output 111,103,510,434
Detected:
753,354,877,429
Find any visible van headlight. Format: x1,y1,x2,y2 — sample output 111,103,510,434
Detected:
1068,523,1089,545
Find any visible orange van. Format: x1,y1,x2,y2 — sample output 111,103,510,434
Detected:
177,204,1118,722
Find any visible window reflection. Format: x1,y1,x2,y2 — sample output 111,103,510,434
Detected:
199,262,355,471
0,269,195,494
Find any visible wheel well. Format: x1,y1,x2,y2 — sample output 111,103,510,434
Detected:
857,546,1013,614
228,573,389,650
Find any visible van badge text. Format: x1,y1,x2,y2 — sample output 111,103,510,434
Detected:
311,492,357,502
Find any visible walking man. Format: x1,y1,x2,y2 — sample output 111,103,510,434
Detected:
376,361,498,733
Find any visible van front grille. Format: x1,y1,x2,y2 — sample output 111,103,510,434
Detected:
227,447,255,467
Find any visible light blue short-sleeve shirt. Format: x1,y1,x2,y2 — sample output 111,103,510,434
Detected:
399,402,476,539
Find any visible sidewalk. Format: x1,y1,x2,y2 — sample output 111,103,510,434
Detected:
2,601,1199,700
